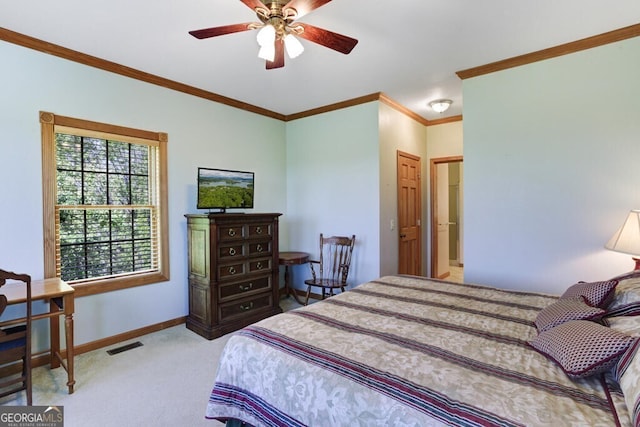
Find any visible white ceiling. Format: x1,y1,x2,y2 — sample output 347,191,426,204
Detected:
1,1,639,121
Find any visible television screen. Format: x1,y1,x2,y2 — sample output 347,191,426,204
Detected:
197,167,254,211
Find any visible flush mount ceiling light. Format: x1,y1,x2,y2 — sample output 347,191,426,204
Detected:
189,0,358,70
429,99,453,113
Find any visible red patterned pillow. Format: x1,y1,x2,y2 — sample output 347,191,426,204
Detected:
534,297,605,332
561,280,618,308
529,320,638,378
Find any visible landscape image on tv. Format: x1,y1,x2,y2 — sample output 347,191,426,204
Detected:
197,168,254,210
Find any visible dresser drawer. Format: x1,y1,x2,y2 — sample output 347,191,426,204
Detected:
248,258,271,274
219,225,245,241
219,276,271,300
219,243,244,259
219,293,272,321
218,262,245,279
247,223,272,238
248,240,271,256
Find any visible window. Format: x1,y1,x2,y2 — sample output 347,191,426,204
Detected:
41,112,169,296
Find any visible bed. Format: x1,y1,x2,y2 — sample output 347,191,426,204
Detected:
205,274,640,426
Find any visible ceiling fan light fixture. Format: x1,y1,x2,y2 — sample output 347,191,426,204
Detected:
284,34,304,59
429,99,453,113
258,44,275,61
188,0,358,70
256,24,276,46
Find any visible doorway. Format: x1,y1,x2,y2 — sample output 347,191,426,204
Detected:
430,156,463,280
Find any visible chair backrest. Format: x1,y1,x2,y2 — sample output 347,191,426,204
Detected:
0,268,32,352
0,269,31,317
0,295,7,318
318,234,356,285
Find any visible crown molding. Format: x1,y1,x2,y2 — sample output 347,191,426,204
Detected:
284,92,462,126
4,24,637,125
283,93,382,121
378,94,429,126
0,27,459,126
426,115,464,126
0,27,286,121
457,23,640,80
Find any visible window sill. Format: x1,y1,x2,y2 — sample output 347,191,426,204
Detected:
69,271,170,297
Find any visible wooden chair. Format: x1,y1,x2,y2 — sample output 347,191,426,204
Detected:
304,234,355,305
0,269,32,405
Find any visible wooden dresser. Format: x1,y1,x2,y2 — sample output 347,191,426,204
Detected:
185,213,283,339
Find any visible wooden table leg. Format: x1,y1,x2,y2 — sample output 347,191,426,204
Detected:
284,265,304,305
49,300,61,369
49,295,75,393
65,310,75,393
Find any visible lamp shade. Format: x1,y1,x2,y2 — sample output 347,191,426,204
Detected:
284,34,304,59
256,24,276,47
258,44,275,61
605,210,640,256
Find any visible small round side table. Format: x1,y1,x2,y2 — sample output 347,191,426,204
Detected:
279,251,310,305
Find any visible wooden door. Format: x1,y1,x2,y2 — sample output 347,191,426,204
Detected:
397,151,422,275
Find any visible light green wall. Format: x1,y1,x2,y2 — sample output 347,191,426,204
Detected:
463,36,640,293
285,103,381,287
0,40,287,348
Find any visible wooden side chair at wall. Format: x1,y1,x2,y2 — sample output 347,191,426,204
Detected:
304,234,356,305
0,269,32,405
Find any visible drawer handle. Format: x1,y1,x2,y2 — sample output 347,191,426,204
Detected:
240,302,254,311
228,228,236,237
228,266,236,275
256,244,263,252
256,226,262,235
239,283,253,291
256,262,263,270
229,248,236,256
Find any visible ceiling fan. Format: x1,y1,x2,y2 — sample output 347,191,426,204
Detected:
189,0,358,69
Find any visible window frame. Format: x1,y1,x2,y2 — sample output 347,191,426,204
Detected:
41,111,169,297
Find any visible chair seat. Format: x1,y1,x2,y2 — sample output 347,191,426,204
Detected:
304,278,344,289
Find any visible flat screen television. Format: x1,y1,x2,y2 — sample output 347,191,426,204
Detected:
197,167,254,212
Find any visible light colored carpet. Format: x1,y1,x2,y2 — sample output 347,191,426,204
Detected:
0,297,302,427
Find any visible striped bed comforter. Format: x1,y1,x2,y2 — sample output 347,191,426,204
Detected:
205,275,631,426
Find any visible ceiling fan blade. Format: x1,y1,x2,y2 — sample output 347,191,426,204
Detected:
284,0,332,19
240,0,268,12
189,23,255,39
266,40,285,69
296,23,358,54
